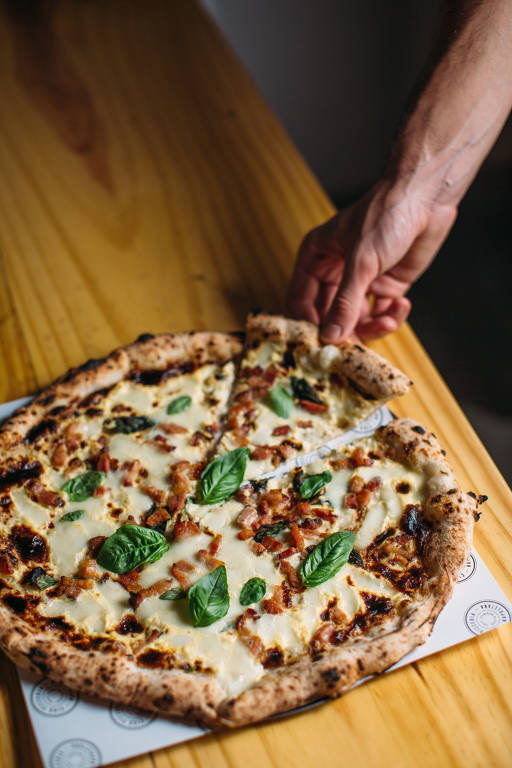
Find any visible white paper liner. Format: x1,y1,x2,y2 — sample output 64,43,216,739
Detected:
1,397,510,768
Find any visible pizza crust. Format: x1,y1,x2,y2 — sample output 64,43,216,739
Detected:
0,331,243,451
0,413,476,728
247,311,412,401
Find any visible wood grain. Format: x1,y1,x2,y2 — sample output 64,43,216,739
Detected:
0,2,510,767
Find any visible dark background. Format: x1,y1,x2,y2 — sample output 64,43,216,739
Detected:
203,0,512,484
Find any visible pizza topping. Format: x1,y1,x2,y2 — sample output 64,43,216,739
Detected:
96,524,169,574
116,569,142,593
166,395,192,415
253,520,289,542
140,485,167,505
104,415,156,434
87,536,107,558
145,435,175,453
171,559,196,590
290,376,325,406
22,567,58,590
188,565,229,627
122,460,141,486
237,507,258,527
159,422,189,435
59,509,85,522
299,471,332,500
200,448,249,505
61,471,105,502
267,386,294,419
159,587,186,601
51,442,68,469
239,577,266,606
299,531,355,588
130,578,174,610
77,557,98,580
174,520,201,540
52,576,93,599
235,609,265,658
143,506,170,532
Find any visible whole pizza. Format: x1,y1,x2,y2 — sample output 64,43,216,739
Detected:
0,314,482,727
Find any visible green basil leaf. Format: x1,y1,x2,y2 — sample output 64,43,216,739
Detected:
36,573,58,590
167,395,192,415
299,471,333,500
253,520,289,543
267,386,293,418
239,577,266,606
61,471,105,502
188,565,229,627
59,509,85,522
200,447,249,505
290,376,325,405
299,530,355,588
159,587,187,601
97,523,169,574
104,415,156,434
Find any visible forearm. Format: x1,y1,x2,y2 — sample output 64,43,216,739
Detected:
389,0,512,206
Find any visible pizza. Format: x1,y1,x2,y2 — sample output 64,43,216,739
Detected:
0,316,481,729
218,313,411,478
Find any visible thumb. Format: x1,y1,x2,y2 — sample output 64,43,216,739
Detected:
320,251,375,343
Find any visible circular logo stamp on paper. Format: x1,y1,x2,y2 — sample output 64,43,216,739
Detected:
352,408,386,436
31,679,79,717
49,739,101,768
109,702,156,729
464,600,511,635
457,553,477,583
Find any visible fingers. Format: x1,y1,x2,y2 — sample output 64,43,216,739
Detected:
320,250,377,343
286,262,320,324
356,296,411,339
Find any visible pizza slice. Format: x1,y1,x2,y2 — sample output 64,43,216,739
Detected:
218,312,411,478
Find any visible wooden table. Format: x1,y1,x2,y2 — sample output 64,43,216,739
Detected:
0,2,511,766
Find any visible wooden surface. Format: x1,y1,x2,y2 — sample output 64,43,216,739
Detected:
0,2,511,767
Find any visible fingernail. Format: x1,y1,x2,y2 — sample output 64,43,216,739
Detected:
320,323,342,343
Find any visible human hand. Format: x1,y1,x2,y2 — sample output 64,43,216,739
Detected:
286,179,457,343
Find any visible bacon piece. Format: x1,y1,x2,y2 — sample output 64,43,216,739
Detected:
250,541,265,556
299,400,327,414
160,422,188,435
366,476,382,492
232,426,250,447
78,557,98,580
263,365,279,384
190,461,205,480
310,622,335,650
261,535,282,553
265,489,286,508
351,446,374,467
256,499,272,526
96,452,113,473
117,569,142,593
174,520,200,540
189,431,203,447
294,501,311,517
64,423,81,451
235,609,265,659
344,493,358,509
141,485,167,505
93,485,105,497
274,443,294,463
272,425,290,437
51,442,68,469
349,475,365,494
330,457,350,470
88,536,107,558
146,436,175,453
277,547,297,561
237,527,254,541
145,507,170,529
297,420,313,428
237,507,258,527
356,488,372,508
314,508,337,522
209,534,222,556
300,517,322,530
171,460,191,472
123,460,141,487
197,550,224,570
280,561,302,590
54,576,93,599
262,598,282,615
251,445,273,461
26,479,63,508
0,553,16,574
290,523,305,551
170,469,191,496
167,493,187,512
171,560,195,590
130,578,173,610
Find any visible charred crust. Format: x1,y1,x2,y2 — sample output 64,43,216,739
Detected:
411,425,426,434
322,667,341,687
25,418,58,444
0,459,42,491
136,333,155,342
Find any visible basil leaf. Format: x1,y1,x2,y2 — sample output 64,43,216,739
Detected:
239,577,266,606
62,471,105,502
159,587,187,601
290,376,325,405
299,471,332,500
37,573,58,590
253,520,289,543
200,447,249,504
267,386,293,419
104,415,155,434
59,509,85,522
97,523,169,574
188,565,229,627
167,395,192,415
299,530,355,588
